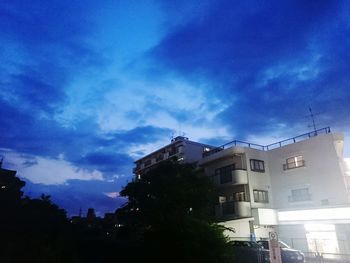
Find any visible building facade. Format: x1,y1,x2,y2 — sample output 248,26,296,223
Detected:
133,136,214,176
133,128,350,255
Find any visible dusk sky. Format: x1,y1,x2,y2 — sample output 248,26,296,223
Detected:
1,0,350,216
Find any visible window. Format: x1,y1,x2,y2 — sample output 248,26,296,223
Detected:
144,159,151,167
289,188,311,202
284,155,305,170
253,190,269,203
233,191,248,201
169,147,176,156
215,164,235,184
155,154,163,162
250,159,265,172
176,146,183,153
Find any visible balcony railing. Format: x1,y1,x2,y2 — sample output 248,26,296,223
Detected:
155,156,163,162
213,170,248,186
215,200,251,218
222,201,235,215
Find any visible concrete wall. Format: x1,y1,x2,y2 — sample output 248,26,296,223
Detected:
268,133,349,209
220,218,252,240
183,141,212,163
243,148,273,209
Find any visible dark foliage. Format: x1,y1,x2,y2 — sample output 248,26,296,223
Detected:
0,162,234,262
117,160,234,263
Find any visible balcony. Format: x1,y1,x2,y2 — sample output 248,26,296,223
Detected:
215,201,251,219
155,155,164,162
231,170,248,184
213,170,248,186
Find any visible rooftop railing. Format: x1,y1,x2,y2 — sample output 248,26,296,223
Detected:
203,127,331,157
265,126,331,150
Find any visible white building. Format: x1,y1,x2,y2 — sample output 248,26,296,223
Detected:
198,127,350,255
133,136,214,176
133,127,350,255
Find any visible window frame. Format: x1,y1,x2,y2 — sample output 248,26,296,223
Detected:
216,164,235,184
289,188,311,202
284,155,305,170
253,189,269,203
250,159,265,173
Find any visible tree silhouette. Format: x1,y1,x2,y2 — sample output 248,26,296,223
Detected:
117,160,233,263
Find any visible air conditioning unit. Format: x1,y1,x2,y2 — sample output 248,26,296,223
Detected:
219,196,226,203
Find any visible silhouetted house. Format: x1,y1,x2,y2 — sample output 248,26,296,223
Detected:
87,208,96,220
0,162,25,202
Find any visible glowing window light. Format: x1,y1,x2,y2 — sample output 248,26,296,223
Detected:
278,207,350,221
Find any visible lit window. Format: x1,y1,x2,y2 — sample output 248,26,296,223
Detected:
253,190,269,203
289,188,311,202
284,155,305,170
250,159,265,172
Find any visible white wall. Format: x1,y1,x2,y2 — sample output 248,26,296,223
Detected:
243,148,273,209
268,133,349,209
220,218,252,240
183,141,208,163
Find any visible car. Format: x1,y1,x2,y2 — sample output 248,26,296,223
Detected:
229,240,270,263
257,240,305,263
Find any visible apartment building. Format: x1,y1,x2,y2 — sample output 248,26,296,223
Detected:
133,136,214,176
198,127,350,255
133,128,350,255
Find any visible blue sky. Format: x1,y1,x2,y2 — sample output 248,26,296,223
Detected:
1,0,350,216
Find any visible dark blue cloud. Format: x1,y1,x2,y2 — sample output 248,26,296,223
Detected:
106,126,173,146
0,0,169,215
0,0,108,115
151,0,350,137
0,96,172,175
153,0,340,76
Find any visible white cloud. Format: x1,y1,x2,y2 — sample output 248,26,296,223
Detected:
259,53,322,88
104,192,120,199
56,72,231,145
0,149,103,185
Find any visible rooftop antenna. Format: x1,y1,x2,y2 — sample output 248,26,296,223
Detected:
308,106,317,133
